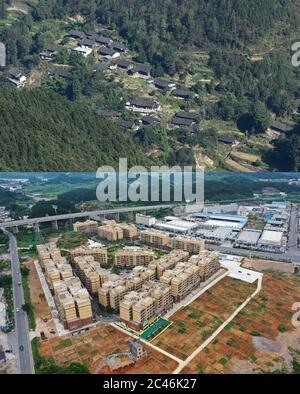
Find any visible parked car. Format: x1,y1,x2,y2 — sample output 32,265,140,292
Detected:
19,345,24,351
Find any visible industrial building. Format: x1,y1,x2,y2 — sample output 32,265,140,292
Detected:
235,229,262,248
202,203,239,214
202,214,247,229
195,227,236,243
257,230,285,252
73,220,98,234
155,218,199,234
114,247,155,268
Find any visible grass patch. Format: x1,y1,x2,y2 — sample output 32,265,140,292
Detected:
54,338,73,351
21,265,36,330
225,322,234,331
0,274,14,326
277,324,288,333
187,310,202,319
0,260,10,271
219,357,229,366
250,331,261,337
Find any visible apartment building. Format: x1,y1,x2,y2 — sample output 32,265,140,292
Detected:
71,245,108,265
73,220,98,234
118,223,139,240
73,255,99,295
148,249,189,278
160,262,200,302
135,214,156,227
53,278,93,330
188,251,220,281
114,247,155,268
172,236,205,254
37,242,62,268
119,281,172,330
98,221,123,241
132,266,156,283
42,255,73,291
98,266,156,311
98,220,138,241
140,230,171,248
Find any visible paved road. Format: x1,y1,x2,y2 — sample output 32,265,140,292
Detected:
288,204,299,252
4,230,34,374
0,204,175,229
205,243,300,264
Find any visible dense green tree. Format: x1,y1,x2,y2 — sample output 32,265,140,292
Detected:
0,87,152,171
252,101,271,134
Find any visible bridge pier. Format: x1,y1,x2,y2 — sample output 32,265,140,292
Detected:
52,220,58,230
34,223,40,234
12,226,19,234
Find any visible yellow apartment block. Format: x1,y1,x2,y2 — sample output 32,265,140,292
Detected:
119,281,172,329
148,249,189,278
98,266,156,311
98,224,123,241
73,220,98,234
73,255,111,295
132,296,156,326
172,236,205,254
98,220,138,241
140,230,171,248
132,266,156,282
58,293,77,323
71,246,108,265
160,262,199,302
114,247,155,268
118,223,138,239
53,276,93,327
37,242,62,267
188,251,220,281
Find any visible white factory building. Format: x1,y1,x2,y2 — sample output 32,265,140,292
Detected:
257,230,286,253
154,218,199,234
235,229,262,249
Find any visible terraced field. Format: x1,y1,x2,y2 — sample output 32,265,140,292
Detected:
38,324,178,374
181,271,300,373
152,277,256,360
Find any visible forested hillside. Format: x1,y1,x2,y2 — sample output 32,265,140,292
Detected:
0,87,151,171
0,0,300,171
60,0,298,49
